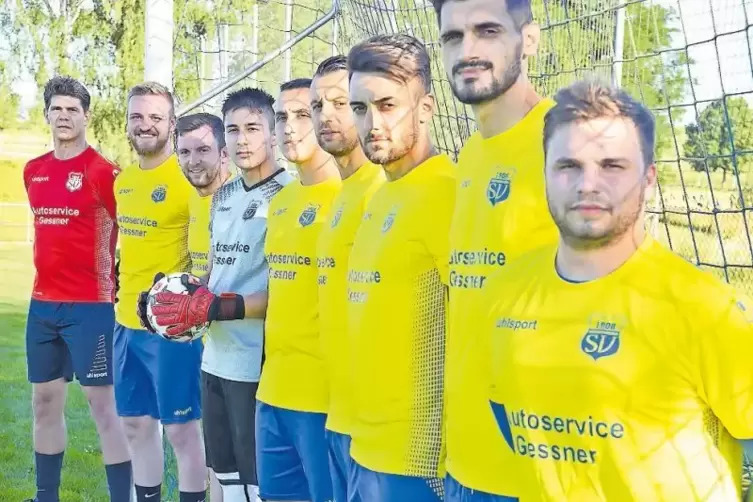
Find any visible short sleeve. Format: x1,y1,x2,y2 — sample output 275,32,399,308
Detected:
423,176,456,285
697,289,753,439
90,158,120,219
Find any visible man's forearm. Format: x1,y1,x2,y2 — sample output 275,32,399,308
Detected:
242,291,268,319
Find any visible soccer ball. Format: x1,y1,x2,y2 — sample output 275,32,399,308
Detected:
145,272,210,343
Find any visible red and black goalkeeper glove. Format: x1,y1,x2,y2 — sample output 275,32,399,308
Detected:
150,274,245,337
137,272,165,333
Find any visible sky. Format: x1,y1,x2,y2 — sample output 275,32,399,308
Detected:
7,0,753,117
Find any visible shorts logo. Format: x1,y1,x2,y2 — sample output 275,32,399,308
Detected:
151,185,167,203
330,205,343,228
382,207,398,233
299,204,319,227
243,200,261,220
581,319,621,361
487,171,512,206
66,172,84,192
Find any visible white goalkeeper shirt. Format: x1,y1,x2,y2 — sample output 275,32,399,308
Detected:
202,168,294,382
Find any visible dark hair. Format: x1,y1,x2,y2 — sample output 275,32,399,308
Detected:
176,113,226,149
280,78,314,92
543,78,656,167
43,76,91,112
431,0,533,30
314,55,348,78
221,87,276,129
347,34,431,93
128,81,175,117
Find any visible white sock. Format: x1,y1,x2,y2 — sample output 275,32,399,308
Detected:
221,484,260,502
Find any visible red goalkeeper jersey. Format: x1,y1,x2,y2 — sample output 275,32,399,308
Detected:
24,147,120,303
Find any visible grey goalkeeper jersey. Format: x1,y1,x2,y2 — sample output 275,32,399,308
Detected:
202,168,294,382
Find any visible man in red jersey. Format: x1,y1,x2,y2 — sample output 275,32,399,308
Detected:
23,76,132,502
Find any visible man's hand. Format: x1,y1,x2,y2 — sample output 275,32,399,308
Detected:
137,272,165,333
150,274,217,337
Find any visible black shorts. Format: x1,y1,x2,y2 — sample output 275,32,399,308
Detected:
201,371,259,484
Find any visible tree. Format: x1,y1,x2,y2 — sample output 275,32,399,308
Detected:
684,97,753,185
0,61,20,129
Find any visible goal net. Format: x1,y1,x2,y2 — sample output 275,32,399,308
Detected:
176,0,753,299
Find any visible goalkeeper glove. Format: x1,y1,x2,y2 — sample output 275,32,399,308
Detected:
136,272,164,333
150,273,245,337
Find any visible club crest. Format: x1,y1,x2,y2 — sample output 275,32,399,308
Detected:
243,200,261,220
487,171,512,206
382,208,398,233
66,172,84,192
151,185,167,203
299,204,319,227
581,319,622,361
330,205,343,228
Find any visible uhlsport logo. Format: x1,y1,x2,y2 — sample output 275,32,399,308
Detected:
66,171,84,192
330,205,343,228
243,200,261,220
580,317,623,361
382,207,398,233
487,170,514,206
151,185,167,203
299,204,319,227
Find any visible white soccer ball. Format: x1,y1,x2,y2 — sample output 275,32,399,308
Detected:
146,272,209,343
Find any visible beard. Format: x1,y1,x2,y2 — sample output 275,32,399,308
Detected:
362,121,418,166
450,42,523,105
548,188,645,251
319,132,360,157
129,131,169,156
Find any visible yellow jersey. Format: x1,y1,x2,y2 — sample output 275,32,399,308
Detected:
115,155,193,329
187,173,234,278
446,98,559,494
258,176,342,412
347,154,456,478
188,191,212,277
487,238,753,501
317,162,386,434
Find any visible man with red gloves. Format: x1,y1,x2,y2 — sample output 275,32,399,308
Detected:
138,87,292,502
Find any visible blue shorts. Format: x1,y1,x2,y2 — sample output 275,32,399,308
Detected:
445,474,519,502
26,299,115,386
113,322,202,424
326,430,352,502
348,462,443,502
256,401,333,502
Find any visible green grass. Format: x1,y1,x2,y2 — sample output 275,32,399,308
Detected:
0,244,179,501
0,243,113,501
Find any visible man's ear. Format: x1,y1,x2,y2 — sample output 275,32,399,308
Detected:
521,22,540,59
419,93,435,124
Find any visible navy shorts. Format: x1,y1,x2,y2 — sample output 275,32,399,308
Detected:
256,401,333,502
113,322,202,424
26,299,115,386
348,462,444,502
444,474,519,502
326,430,352,502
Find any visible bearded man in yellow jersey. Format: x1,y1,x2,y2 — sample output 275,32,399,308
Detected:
177,113,232,280
114,82,207,502
311,55,386,502
256,78,340,502
175,111,232,502
485,78,753,501
432,0,559,499
346,34,456,502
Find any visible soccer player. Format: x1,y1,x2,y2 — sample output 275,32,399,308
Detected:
255,78,340,502
175,111,232,502
23,76,132,502
114,82,206,502
486,78,753,501
311,55,386,502
433,0,559,499
147,89,294,502
346,34,456,502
